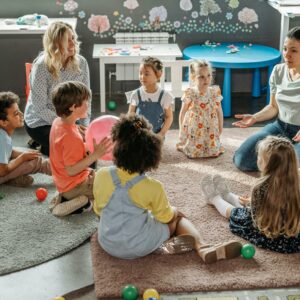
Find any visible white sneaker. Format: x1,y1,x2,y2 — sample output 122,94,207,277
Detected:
213,174,230,197
200,175,219,203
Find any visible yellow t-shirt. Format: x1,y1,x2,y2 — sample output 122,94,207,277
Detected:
93,167,174,223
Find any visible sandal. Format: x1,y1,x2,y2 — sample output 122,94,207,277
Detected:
155,234,196,255
199,240,242,264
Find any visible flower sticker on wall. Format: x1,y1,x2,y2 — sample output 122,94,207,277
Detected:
228,0,239,9
238,7,258,25
88,15,111,34
123,0,139,10
180,0,193,11
199,0,221,16
149,6,168,23
64,0,78,14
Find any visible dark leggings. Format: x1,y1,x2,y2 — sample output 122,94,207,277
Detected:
24,122,51,156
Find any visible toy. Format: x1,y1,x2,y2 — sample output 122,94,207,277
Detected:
143,288,160,300
107,100,117,111
241,243,256,259
36,188,48,202
53,297,65,300
0,192,5,200
85,115,119,161
121,284,138,300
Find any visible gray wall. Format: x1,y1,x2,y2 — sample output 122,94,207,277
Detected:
1,0,300,96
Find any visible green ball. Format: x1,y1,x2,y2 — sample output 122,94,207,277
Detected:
0,192,5,200
121,284,138,300
107,100,117,111
241,244,255,259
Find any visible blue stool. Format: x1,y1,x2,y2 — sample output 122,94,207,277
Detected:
183,43,281,117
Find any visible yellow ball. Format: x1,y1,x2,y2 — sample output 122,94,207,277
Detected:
53,297,65,300
143,288,160,300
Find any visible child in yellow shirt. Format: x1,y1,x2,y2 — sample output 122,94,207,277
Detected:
93,114,242,263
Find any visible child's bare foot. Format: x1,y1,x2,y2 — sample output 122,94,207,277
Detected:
197,241,242,264
176,143,184,152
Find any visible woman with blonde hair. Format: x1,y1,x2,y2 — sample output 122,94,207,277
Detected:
24,21,91,156
201,135,300,253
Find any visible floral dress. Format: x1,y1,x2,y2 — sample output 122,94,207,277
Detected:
178,86,224,158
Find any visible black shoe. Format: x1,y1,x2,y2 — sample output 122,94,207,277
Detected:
28,139,40,150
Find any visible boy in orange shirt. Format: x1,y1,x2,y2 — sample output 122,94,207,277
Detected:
49,81,112,217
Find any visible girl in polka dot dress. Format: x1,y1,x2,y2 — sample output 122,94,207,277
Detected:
177,60,224,158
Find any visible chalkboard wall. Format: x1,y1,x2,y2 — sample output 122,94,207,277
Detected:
1,0,299,96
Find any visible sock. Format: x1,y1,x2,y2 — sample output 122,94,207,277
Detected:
210,195,234,218
223,192,243,208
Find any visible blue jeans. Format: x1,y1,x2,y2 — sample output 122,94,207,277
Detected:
233,119,300,171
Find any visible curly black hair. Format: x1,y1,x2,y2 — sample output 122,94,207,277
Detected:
112,114,162,174
0,91,20,121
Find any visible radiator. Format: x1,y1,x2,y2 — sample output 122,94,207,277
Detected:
113,32,174,80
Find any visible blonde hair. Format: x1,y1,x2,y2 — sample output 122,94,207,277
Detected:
189,59,214,83
252,136,300,238
42,21,80,79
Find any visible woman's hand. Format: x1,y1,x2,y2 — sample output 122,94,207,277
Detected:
232,114,257,128
293,130,300,142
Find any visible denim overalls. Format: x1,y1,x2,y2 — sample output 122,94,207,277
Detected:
136,88,165,133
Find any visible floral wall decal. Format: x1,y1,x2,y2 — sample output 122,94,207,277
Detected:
55,0,261,38
88,15,111,34
123,0,139,10
238,7,258,25
199,0,221,16
180,0,193,11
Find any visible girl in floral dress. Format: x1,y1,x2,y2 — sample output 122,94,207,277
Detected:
177,60,224,158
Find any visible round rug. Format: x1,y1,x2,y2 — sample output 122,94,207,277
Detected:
0,172,98,275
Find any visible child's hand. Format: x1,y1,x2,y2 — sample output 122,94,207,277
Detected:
93,137,114,159
239,195,251,206
20,151,41,162
292,130,300,142
77,124,87,139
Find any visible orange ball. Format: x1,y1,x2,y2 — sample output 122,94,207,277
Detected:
36,188,48,202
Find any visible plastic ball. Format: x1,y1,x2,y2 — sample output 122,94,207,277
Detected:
85,115,119,161
36,188,48,202
0,192,5,200
121,284,138,300
143,288,160,300
53,297,65,300
241,243,256,259
107,100,117,111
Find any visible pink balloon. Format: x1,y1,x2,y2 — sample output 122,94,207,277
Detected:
86,115,119,160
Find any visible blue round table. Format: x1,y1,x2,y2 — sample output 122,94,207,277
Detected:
183,43,281,117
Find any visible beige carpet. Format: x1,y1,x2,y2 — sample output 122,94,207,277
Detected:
91,128,300,299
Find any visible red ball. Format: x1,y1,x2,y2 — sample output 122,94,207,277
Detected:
36,188,48,202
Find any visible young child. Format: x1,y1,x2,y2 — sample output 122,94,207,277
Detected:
127,56,174,137
201,136,300,253
0,91,51,187
93,114,242,263
177,60,224,158
49,81,112,217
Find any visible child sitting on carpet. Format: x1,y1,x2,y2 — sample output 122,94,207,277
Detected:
177,60,224,158
49,81,112,217
127,57,174,137
93,113,242,263
201,135,300,253
0,91,51,187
